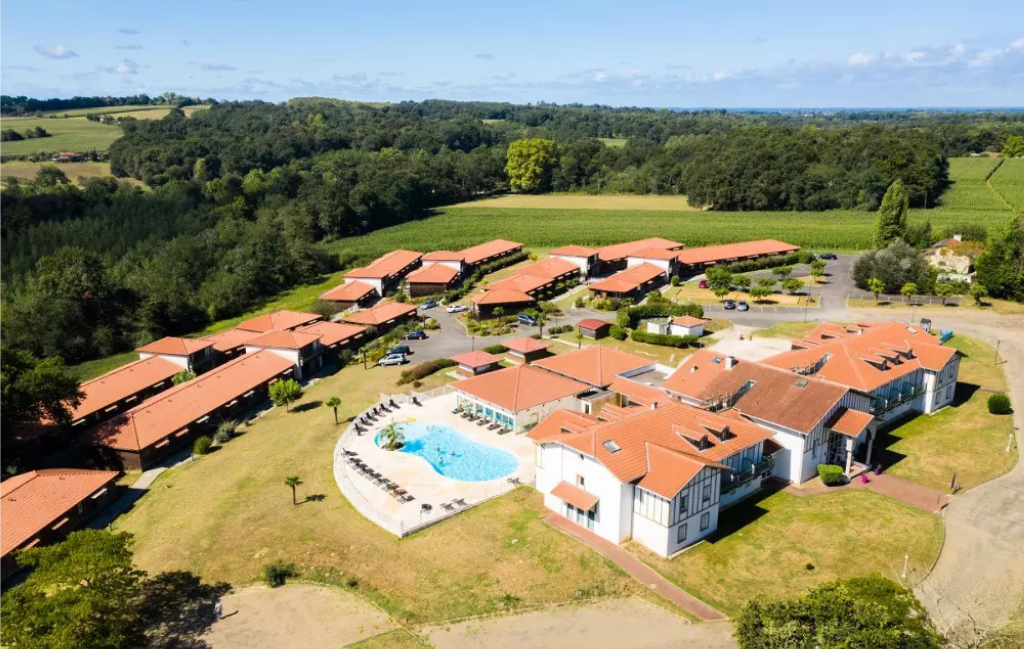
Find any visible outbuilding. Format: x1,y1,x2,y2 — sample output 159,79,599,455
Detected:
503,337,553,363
577,318,614,340
450,351,503,376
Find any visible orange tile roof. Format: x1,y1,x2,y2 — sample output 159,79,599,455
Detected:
296,321,366,347
550,245,598,257
246,329,321,351
460,239,523,265
590,263,665,294
368,249,423,274
663,349,850,434
1,469,118,558
452,365,588,412
422,250,466,261
608,377,672,408
320,280,377,302
763,321,958,392
675,239,800,265
598,238,683,262
629,247,682,261
551,481,599,510
237,310,321,333
406,264,459,284
486,274,552,294
504,337,552,354
343,301,418,326
71,357,182,422
526,410,601,442
201,328,261,353
637,444,709,499
450,351,503,367
514,258,579,280
471,288,535,306
89,351,294,452
577,318,613,330
672,315,706,327
344,266,390,280
534,345,651,388
826,408,874,437
136,337,214,356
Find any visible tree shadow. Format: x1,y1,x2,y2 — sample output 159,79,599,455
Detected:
140,571,232,649
292,400,323,414
300,494,326,504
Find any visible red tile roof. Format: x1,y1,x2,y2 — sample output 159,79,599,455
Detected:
450,351,504,368
577,318,613,330
675,239,799,265
422,250,465,261
471,288,535,306
320,280,377,302
346,250,423,279
89,350,295,452
590,263,665,294
551,481,599,510
201,328,261,353
1,469,119,558
608,377,672,408
452,365,588,412
343,301,418,326
71,357,182,422
526,410,601,442
534,345,651,388
629,247,682,261
237,310,321,333
460,239,523,265
136,337,214,356
672,315,706,327
486,274,552,294
826,408,874,437
514,258,579,280
406,264,459,285
504,338,552,354
550,245,598,257
296,322,367,348
598,238,683,262
246,329,321,351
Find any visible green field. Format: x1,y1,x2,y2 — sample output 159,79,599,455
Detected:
936,158,1009,212
39,104,210,119
598,137,628,148
0,117,123,156
990,158,1024,212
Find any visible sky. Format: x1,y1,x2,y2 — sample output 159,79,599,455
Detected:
2,0,1023,108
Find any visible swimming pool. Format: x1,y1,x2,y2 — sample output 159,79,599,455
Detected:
374,421,518,482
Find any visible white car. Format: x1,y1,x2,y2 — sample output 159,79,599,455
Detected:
378,353,408,367
446,304,468,313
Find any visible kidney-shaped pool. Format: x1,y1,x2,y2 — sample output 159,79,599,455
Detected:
375,421,518,482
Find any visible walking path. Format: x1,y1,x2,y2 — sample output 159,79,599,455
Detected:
543,513,727,621
783,472,950,513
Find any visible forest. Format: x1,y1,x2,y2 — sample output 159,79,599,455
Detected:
2,96,1023,367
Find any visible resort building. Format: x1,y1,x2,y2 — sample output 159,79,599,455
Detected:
503,337,553,362
342,249,424,296
136,336,217,374
532,345,662,415
549,245,600,276
419,250,466,273
459,239,523,267
471,274,557,317
589,263,667,300
674,239,800,275
1,468,119,581
577,318,614,339
295,321,367,365
319,280,378,310
514,257,581,284
596,238,683,274
645,315,706,338
452,365,591,431
245,330,325,380
201,328,262,363
923,235,976,280
405,263,461,297
237,310,322,333
626,247,684,277
65,357,182,429
450,351,504,376
344,301,419,332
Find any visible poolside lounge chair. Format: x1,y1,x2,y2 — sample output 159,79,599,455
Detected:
400,493,415,503
421,503,432,514
389,398,399,408
453,498,467,508
441,502,456,513
476,419,487,426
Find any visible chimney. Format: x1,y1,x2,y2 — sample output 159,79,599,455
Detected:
953,234,963,242
725,356,737,370
690,365,698,373
650,402,658,411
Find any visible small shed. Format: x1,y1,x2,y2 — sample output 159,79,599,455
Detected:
503,337,552,363
450,351,503,376
645,315,706,338
577,318,613,340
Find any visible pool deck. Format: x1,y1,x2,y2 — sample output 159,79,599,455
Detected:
336,392,536,535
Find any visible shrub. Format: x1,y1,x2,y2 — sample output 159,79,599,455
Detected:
193,435,213,456
214,420,237,444
546,324,574,334
988,393,1012,415
423,317,440,330
817,464,845,486
310,299,343,319
618,303,704,329
670,275,681,286
591,298,621,311
630,330,698,348
721,250,814,274
609,325,627,340
574,296,586,308
397,358,457,385
412,380,422,388
482,344,508,354
263,561,296,588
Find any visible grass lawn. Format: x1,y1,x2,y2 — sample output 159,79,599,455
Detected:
0,117,123,155
450,194,696,211
0,160,130,184
667,284,816,307
753,321,821,340
630,489,943,616
847,297,1024,316
113,362,638,625
40,104,211,119
347,629,427,649
69,350,139,382
598,138,628,148
553,331,694,367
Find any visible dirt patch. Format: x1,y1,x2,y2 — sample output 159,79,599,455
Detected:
204,583,395,649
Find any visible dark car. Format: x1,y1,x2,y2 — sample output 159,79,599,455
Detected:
388,344,411,356
818,253,838,260
517,313,538,326
698,279,709,289
420,300,438,309
406,330,427,340
723,299,737,310
737,300,750,311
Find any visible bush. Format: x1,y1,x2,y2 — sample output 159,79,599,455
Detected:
720,251,814,274
263,561,296,588
630,330,698,348
546,324,574,334
988,393,1012,415
574,295,586,308
482,344,508,354
397,358,457,385
193,435,213,456
214,420,237,444
852,241,936,294
591,298,621,311
423,317,440,330
817,464,845,486
310,299,343,319
609,325,627,341
618,303,704,329
670,275,681,286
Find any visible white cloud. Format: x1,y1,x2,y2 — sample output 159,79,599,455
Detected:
901,51,925,64
593,72,606,82
116,59,138,74
847,53,876,66
34,45,78,59
1010,38,1024,50
968,37,1024,67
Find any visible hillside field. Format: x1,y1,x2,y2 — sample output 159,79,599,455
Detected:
990,158,1024,212
1,117,123,156
40,104,211,119
452,193,696,210
0,160,119,183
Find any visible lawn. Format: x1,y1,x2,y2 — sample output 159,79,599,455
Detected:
69,350,139,382
0,117,123,155
40,104,211,119
347,629,427,649
847,298,1024,316
113,361,638,625
753,321,821,340
0,160,134,184
598,137,628,148
630,489,943,616
552,331,695,367
666,284,816,307
451,194,696,211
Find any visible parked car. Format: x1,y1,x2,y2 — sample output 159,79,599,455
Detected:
420,300,438,309
737,300,750,311
406,329,427,340
698,279,709,289
446,304,467,313
517,313,538,326
388,344,411,356
723,299,737,310
818,252,838,260
378,354,408,367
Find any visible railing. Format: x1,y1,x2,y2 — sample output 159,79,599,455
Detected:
869,384,925,414
721,456,775,495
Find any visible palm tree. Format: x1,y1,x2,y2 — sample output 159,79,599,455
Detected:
379,423,405,451
326,396,341,424
284,476,303,505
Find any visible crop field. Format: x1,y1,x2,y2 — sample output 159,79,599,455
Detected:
0,117,123,155
39,104,210,119
452,193,697,211
936,158,1009,212
990,158,1024,212
0,160,119,183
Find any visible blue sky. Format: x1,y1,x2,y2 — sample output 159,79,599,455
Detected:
2,0,1023,107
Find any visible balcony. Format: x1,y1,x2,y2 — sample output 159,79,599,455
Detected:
721,456,775,495
869,384,925,414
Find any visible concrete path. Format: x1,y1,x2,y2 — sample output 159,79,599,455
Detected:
544,513,727,621
784,472,950,513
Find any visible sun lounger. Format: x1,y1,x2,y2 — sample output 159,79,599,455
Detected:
476,419,486,426
441,502,456,512
453,498,467,508
401,493,415,503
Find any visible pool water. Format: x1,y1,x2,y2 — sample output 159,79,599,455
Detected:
375,421,518,482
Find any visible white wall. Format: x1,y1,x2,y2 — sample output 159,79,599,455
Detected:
513,395,582,431
421,259,464,273
537,443,630,544
345,276,384,295
138,352,190,370
626,257,672,275
550,254,591,276
245,346,301,376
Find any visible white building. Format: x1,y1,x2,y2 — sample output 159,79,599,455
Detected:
136,337,217,374
645,315,706,338
451,365,591,431
549,245,600,276
625,247,681,277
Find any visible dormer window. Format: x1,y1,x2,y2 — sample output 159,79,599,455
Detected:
602,440,622,453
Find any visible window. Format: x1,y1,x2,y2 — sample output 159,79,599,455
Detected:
677,523,688,544
700,512,710,531
76,502,84,514
945,386,953,400
576,475,585,488
603,440,621,453
678,493,688,516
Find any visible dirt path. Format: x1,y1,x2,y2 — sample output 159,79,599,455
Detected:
422,598,736,649
204,584,396,649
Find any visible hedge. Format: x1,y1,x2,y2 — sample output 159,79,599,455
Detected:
721,251,814,274
441,250,530,303
609,325,627,340
482,344,508,354
617,303,705,329
988,393,1012,415
630,330,699,348
397,358,457,385
547,324,574,334
817,464,845,486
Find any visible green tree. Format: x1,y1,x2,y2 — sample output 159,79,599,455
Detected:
270,378,303,412
733,275,751,294
1,346,82,448
735,575,944,649
868,277,886,303
575,330,584,349
875,179,909,247
900,282,919,304
756,277,776,292
378,423,405,451
1001,135,1024,158
780,278,803,295
809,259,826,283
326,395,342,424
748,285,772,302
505,139,557,193
713,285,731,301
935,280,959,306
975,214,1024,302
771,265,793,279
705,267,733,292
171,369,196,385
284,475,303,505
970,282,989,306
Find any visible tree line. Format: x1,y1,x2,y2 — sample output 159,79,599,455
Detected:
0,92,211,116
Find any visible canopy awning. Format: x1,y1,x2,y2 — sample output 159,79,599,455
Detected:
551,481,599,511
